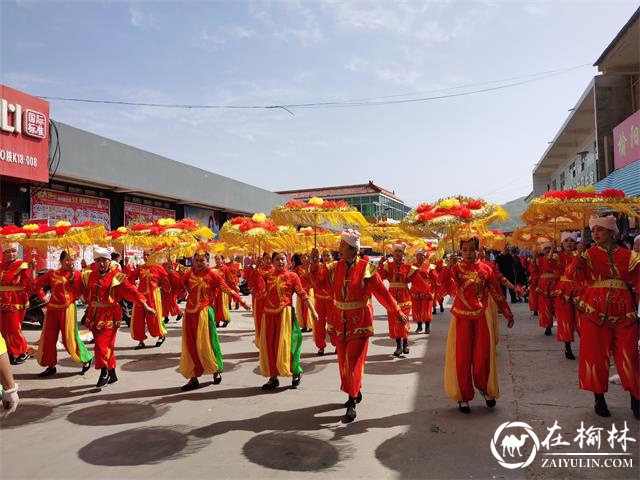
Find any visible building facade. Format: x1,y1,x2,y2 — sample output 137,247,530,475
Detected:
277,181,412,222
0,85,286,233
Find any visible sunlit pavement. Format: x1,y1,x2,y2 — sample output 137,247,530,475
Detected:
1,300,637,480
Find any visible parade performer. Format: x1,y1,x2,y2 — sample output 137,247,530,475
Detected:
410,248,439,335
433,259,447,314
248,252,317,390
0,242,33,365
567,216,639,419
245,253,274,346
31,250,93,377
213,255,237,328
378,243,430,356
81,247,155,387
310,230,407,422
535,242,560,336
441,237,514,414
167,248,249,391
127,250,168,349
293,253,314,332
161,258,183,324
527,254,540,316
554,232,580,359
309,250,336,355
229,256,243,310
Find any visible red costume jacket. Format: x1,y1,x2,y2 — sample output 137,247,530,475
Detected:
0,259,31,312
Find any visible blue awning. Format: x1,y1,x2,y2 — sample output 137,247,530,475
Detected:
595,159,640,196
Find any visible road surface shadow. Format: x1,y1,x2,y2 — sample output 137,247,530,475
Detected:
243,432,340,472
122,354,181,372
77,426,209,466
67,402,169,426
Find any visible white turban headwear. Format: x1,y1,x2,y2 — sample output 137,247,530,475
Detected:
561,231,579,242
341,229,361,250
1,242,19,252
589,215,619,234
93,246,112,260
392,242,407,253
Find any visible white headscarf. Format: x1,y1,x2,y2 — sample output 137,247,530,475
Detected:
341,229,361,249
93,246,112,260
392,242,407,253
588,215,619,234
561,231,579,242
0,242,19,252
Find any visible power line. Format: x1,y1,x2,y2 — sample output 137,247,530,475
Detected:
36,63,591,112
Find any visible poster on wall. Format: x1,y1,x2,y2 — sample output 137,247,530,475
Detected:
184,205,222,237
31,188,111,228
123,202,175,226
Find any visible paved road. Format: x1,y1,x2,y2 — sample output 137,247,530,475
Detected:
1,300,637,479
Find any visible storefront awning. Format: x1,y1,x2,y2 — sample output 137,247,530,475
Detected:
594,159,640,196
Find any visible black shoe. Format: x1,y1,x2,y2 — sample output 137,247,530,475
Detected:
81,359,92,375
213,373,222,385
222,321,229,328
292,374,301,387
155,336,166,348
235,304,240,310
631,395,639,420
176,313,183,322
533,311,538,316
13,353,30,365
594,394,611,417
344,398,357,422
262,377,279,390
38,366,57,377
317,349,325,356
134,341,146,350
402,339,410,355
425,323,431,334
432,307,437,314
415,323,423,333
96,368,109,388
564,343,575,360
544,328,552,336
393,339,402,357
356,390,363,404
108,368,118,384
458,402,471,414
485,398,496,408
440,305,444,313
163,317,169,325
181,377,200,391
8,354,15,365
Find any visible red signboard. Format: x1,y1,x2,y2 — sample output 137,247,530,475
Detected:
0,84,50,182
123,202,175,226
31,188,111,229
613,110,640,170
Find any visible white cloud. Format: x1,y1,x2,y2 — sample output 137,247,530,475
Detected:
1,72,58,90
198,30,226,51
129,6,159,29
228,25,255,39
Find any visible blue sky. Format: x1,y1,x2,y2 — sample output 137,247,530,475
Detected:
2,0,638,208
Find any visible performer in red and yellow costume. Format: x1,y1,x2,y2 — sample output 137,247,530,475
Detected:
161,259,183,324
0,242,33,365
31,250,93,377
310,230,407,422
411,248,440,335
566,216,639,419
378,242,430,356
213,255,238,328
168,248,248,391
127,250,168,349
229,256,243,310
81,247,154,387
245,253,274,347
535,242,561,336
248,252,317,390
309,250,336,355
433,259,447,314
554,232,580,360
526,254,540,316
294,254,314,332
441,237,514,414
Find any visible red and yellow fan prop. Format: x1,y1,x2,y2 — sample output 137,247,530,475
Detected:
0,221,106,248
523,187,640,235
272,197,368,234
219,213,295,253
106,218,214,249
402,196,508,252
363,220,417,255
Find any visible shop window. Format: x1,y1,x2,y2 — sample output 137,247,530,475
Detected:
84,189,97,197
68,186,83,194
143,199,153,206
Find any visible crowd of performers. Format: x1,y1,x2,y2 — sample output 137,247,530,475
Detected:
0,216,638,422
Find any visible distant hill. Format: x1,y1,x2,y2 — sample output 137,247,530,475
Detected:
489,195,528,233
